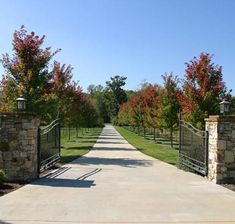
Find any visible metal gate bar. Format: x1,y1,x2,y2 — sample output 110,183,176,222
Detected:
38,119,61,173
179,119,208,176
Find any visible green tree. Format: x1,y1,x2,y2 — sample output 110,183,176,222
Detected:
105,75,127,118
87,84,110,123
160,73,180,147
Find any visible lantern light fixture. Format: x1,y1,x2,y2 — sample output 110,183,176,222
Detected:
219,99,230,115
16,96,26,111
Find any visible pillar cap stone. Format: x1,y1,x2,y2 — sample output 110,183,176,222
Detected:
205,115,235,122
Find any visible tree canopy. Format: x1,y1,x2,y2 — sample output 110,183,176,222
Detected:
0,26,101,127
179,53,230,128
0,27,233,131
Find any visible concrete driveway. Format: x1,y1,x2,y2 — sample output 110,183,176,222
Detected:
1,124,235,224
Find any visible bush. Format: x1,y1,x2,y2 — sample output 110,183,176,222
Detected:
0,169,6,184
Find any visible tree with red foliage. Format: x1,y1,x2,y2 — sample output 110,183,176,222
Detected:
130,92,149,135
44,61,75,122
180,53,229,129
0,26,101,128
0,26,60,116
117,85,161,136
143,85,162,140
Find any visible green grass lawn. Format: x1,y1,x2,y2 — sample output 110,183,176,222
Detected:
60,127,102,164
115,126,179,166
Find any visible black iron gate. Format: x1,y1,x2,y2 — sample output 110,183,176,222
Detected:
179,119,208,176
38,119,61,173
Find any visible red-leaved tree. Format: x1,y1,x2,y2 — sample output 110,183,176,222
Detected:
0,25,60,116
180,53,229,129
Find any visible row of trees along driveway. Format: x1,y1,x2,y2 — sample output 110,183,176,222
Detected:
0,26,234,143
117,53,231,147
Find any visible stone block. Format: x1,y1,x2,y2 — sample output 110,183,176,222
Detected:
208,151,214,160
19,151,27,158
216,173,223,181
15,123,22,130
19,130,27,137
9,140,18,150
23,123,33,129
217,153,225,163
229,170,235,178
28,139,35,145
24,161,32,168
3,152,12,161
231,130,235,139
226,141,233,150
218,140,226,150
225,151,234,163
221,166,227,173
0,142,9,151
12,150,20,158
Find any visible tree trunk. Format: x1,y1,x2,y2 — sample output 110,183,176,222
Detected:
154,128,156,141
170,128,173,148
76,126,78,138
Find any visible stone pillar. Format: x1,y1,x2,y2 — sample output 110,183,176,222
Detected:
0,112,40,182
205,115,235,184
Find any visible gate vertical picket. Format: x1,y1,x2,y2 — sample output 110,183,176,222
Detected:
38,119,61,173
179,119,208,176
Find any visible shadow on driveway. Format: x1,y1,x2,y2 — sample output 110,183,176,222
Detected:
32,178,96,188
32,167,101,188
0,220,12,224
95,141,128,144
92,146,135,151
71,156,153,168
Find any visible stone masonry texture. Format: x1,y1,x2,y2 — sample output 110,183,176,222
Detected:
0,112,40,182
206,115,235,184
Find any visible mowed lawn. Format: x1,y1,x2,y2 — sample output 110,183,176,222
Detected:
60,127,103,164
115,126,179,166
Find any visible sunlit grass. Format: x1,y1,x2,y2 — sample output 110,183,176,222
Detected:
115,126,179,166
60,127,102,164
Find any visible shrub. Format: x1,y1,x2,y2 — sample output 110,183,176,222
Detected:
0,169,6,184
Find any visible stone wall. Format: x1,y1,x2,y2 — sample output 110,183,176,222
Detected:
205,115,235,184
0,112,40,182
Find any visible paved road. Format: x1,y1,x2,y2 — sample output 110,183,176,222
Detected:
1,124,235,224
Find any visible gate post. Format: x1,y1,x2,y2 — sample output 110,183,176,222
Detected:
0,112,40,182
205,115,235,184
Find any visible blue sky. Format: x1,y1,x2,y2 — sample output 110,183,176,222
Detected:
1,0,235,92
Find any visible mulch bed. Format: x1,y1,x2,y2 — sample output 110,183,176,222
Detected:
0,182,25,197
